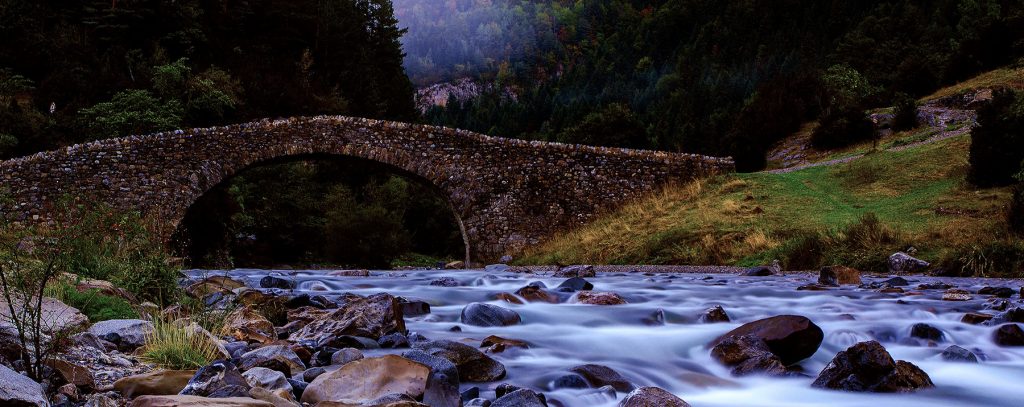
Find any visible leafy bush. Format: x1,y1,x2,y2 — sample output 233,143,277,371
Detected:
45,283,138,321
1009,185,1024,235
57,205,179,304
969,89,1024,186
811,106,876,149
141,319,222,370
77,89,183,140
892,93,918,131
556,103,648,149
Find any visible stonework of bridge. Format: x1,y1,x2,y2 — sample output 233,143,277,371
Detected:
0,116,734,262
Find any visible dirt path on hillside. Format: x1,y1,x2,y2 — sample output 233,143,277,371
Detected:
767,105,977,174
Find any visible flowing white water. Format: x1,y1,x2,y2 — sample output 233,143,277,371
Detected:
186,269,1024,407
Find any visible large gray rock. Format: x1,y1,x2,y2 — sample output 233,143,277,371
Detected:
180,360,252,398
888,252,930,274
554,265,595,278
289,293,405,343
413,340,506,382
460,303,521,327
0,363,48,406
1,296,88,336
619,386,690,407
491,389,545,407
88,319,154,351
241,367,292,400
238,345,306,377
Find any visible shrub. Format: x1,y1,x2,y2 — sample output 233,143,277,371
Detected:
941,240,1024,278
969,89,1024,187
810,106,876,149
45,283,138,321
140,319,221,370
892,93,918,131
1009,185,1024,235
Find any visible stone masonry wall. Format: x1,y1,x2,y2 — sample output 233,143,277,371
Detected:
0,116,734,261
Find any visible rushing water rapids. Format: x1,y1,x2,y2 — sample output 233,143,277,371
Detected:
185,268,1024,407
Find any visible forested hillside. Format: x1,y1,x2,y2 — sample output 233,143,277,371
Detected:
397,0,1024,170
0,0,462,268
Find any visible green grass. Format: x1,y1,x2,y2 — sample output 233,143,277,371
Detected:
140,318,222,370
519,134,1015,274
45,283,138,321
921,66,1024,101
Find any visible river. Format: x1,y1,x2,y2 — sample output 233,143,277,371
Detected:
185,268,1024,407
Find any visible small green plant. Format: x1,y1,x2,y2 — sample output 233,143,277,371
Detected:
45,282,137,321
140,318,221,370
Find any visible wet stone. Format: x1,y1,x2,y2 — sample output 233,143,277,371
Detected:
942,288,972,301
941,345,978,363
961,312,994,325
978,286,1016,298
909,323,944,341
993,324,1024,347
461,303,521,327
698,306,730,323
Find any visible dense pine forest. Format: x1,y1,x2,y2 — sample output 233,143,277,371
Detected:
398,0,1024,170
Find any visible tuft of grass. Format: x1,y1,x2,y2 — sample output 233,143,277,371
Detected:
140,318,222,370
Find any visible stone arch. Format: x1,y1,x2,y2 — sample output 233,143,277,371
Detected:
0,116,735,262
170,151,475,267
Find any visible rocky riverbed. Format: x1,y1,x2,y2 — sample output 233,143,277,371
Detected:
6,266,1024,407
165,266,1024,407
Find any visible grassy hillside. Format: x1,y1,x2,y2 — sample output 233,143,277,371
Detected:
519,74,1024,276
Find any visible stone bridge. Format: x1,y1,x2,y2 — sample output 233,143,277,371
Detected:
0,116,733,262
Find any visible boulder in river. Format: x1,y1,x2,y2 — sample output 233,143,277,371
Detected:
961,312,994,325
940,345,978,363
619,386,691,407
709,334,787,377
259,276,294,289
429,277,461,287
709,315,823,365
978,286,1016,298
569,364,634,392
811,340,933,392
942,288,971,301
742,262,778,276
888,252,929,274
480,335,529,353
818,266,861,286
514,285,560,303
909,323,944,341
0,363,47,406
460,303,521,327
698,306,730,323
993,323,1024,346
557,277,594,292
401,350,460,388
290,293,406,343
554,265,596,278
491,389,546,407
300,355,429,404
414,340,506,382
570,291,628,305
